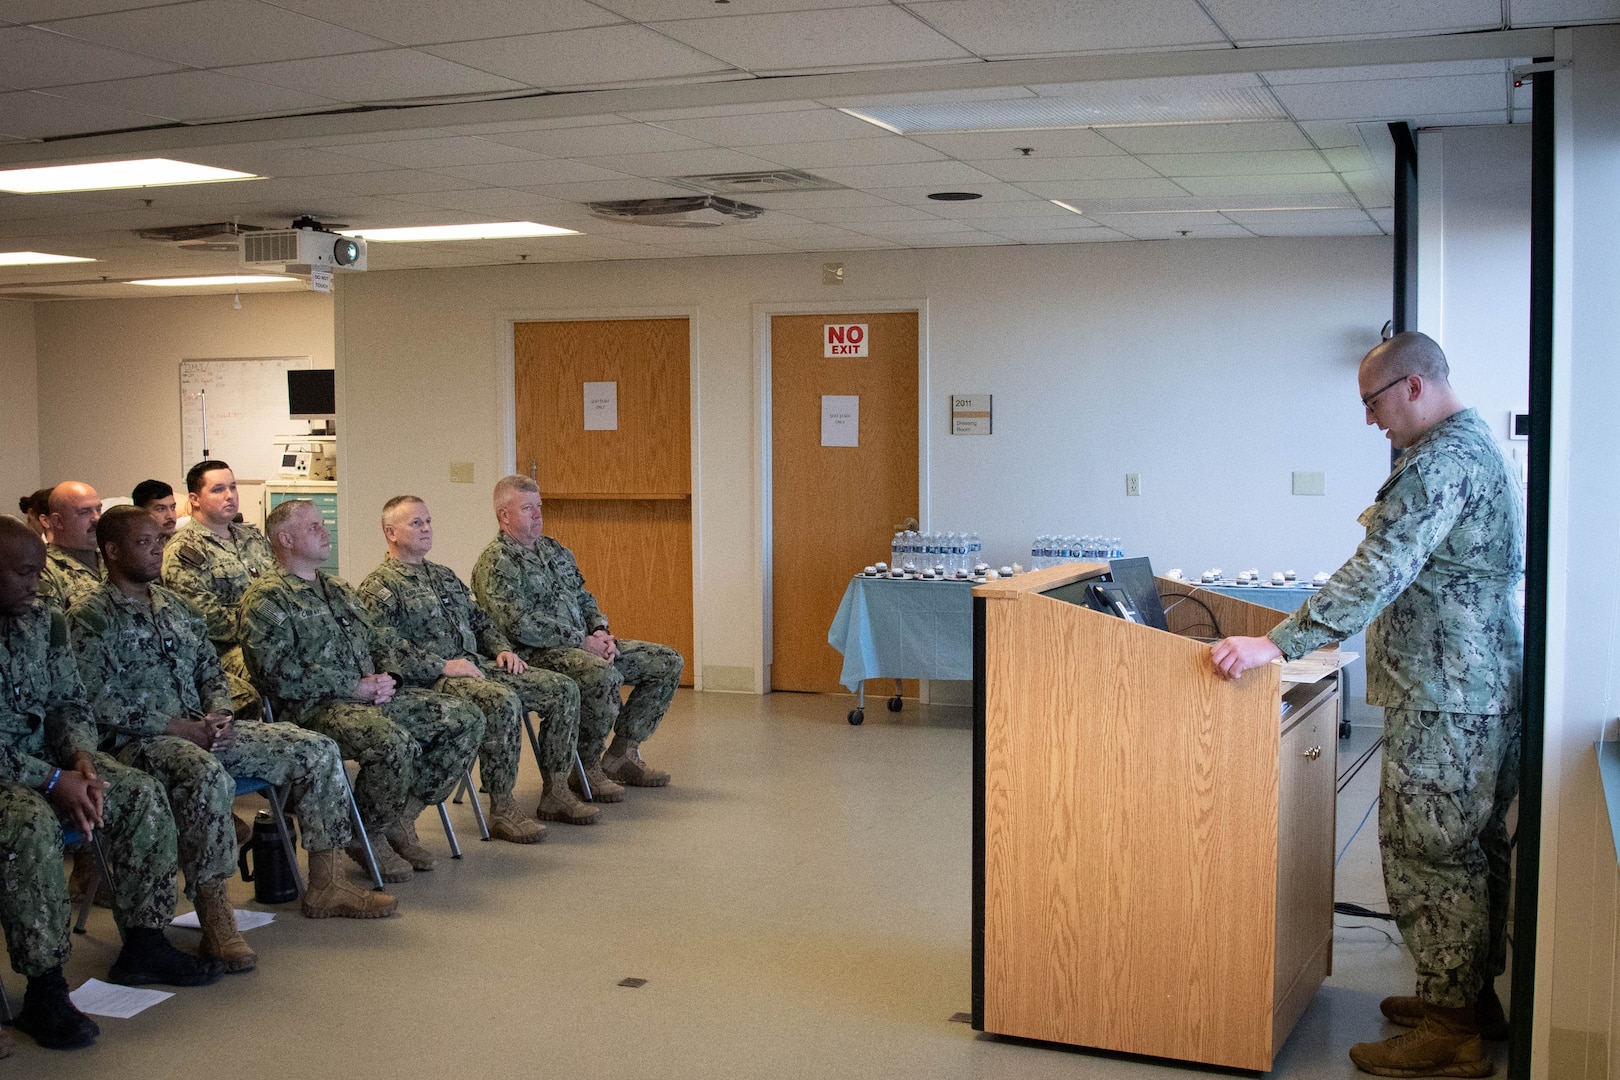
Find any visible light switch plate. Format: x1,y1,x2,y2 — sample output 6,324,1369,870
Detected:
1292,470,1326,496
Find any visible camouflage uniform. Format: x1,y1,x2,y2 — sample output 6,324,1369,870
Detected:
238,565,485,830
473,533,682,762
1,602,179,976
358,556,581,790
1269,408,1523,1009
39,547,102,613
161,518,275,716
69,582,353,898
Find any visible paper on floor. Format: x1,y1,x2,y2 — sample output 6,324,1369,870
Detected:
171,908,275,931
69,979,173,1019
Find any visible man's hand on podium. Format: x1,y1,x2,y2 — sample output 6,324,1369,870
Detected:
1211,636,1282,680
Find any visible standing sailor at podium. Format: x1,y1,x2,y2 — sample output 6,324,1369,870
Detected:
1212,332,1522,1080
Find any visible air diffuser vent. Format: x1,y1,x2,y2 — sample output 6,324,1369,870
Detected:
136,221,266,252
587,195,764,228
666,169,844,195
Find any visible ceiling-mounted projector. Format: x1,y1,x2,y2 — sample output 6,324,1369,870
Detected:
241,216,366,272
587,195,764,228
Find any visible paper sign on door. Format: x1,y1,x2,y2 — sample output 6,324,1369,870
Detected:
583,381,618,430
824,324,868,357
821,395,858,447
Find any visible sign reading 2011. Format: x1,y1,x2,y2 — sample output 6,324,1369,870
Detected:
824,323,868,357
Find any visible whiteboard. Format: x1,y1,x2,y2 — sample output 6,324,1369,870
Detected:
179,356,314,483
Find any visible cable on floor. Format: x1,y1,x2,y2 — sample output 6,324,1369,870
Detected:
1336,795,1379,868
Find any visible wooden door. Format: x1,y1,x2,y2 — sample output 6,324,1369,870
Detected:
771,312,919,693
515,318,692,684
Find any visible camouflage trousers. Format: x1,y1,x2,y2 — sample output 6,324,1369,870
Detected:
219,645,262,719
1,755,177,976
119,720,353,898
434,661,581,788
523,640,683,760
289,688,484,830
1379,708,1519,1008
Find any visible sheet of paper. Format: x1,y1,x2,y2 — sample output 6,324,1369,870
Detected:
1280,650,1359,683
70,979,173,1019
583,381,618,430
172,908,275,931
821,394,858,447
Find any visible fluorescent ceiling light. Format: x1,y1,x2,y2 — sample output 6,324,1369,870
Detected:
340,221,579,242
0,158,259,194
1050,201,1085,216
839,86,1284,134
131,275,297,287
0,251,95,265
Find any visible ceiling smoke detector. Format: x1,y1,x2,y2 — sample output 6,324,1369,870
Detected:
135,221,267,252
587,195,764,228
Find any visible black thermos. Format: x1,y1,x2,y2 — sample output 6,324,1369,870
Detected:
237,811,299,904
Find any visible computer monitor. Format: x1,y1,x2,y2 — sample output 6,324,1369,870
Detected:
1038,556,1168,631
287,369,335,421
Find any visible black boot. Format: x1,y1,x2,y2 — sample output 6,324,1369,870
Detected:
13,967,99,1050
108,926,225,988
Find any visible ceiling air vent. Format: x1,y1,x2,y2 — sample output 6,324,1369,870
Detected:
667,169,845,196
136,221,266,252
587,195,764,228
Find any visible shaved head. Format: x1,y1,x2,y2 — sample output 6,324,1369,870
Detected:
1362,331,1451,386
0,516,47,616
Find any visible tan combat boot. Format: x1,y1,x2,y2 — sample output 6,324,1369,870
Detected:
302,848,398,919
539,772,601,825
602,737,671,788
194,881,257,973
570,758,624,803
488,793,547,843
1382,986,1509,1042
346,832,413,883
1350,1002,1493,1077
385,798,437,871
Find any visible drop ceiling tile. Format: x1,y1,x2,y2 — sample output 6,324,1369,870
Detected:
223,49,527,101
1110,220,1253,239
288,127,455,147
1369,207,1395,227
576,147,786,177
848,217,977,236
927,200,1077,221
903,232,1013,246
1088,211,1235,229
181,145,398,178
388,188,566,213
1339,169,1393,206
812,160,1000,188
818,85,1036,108
1409,111,1511,127
968,155,1161,182
795,204,940,223
1318,145,1373,172
1234,216,1383,236
1200,0,1500,44
339,136,544,169
769,231,901,249
1298,120,1366,148
1510,0,1620,24
50,70,340,122
2,0,170,17
740,189,897,209
519,178,703,202
1096,121,1312,154
909,127,1123,159
602,0,875,16
1030,71,1265,97
267,0,622,45
0,25,182,88
425,25,734,89
904,0,1226,57
447,115,638,135
1273,74,1510,121
46,0,394,67
746,137,946,168
876,181,1043,204
622,100,819,121
650,7,972,72
1172,173,1349,196
1014,177,1191,200
318,170,485,196
660,238,787,256
1223,207,1372,225
652,108,891,145
1139,149,1333,177
484,124,713,157
983,225,1126,243
433,160,630,186
1262,59,1508,84
0,89,165,138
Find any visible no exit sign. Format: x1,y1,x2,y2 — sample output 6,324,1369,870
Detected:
824,323,868,357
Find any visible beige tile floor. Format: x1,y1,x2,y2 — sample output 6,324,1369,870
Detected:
4,692,1486,1080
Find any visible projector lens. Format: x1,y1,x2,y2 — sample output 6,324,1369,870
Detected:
333,238,359,266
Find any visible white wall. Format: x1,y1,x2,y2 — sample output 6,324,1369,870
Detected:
32,290,333,504
0,300,40,513
335,238,1396,692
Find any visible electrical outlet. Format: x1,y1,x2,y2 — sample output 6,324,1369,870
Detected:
449,461,475,484
1125,473,1141,497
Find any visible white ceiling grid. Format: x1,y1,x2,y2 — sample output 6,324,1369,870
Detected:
0,0,1610,293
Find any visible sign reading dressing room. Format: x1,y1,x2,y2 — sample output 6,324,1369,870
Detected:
824,324,868,357
951,395,992,435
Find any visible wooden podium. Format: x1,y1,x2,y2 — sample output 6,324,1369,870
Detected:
971,564,1338,1071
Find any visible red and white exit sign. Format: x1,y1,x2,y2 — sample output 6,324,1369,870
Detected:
824,323,868,357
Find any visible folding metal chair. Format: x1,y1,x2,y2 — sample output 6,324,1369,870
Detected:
233,776,302,899
452,710,591,835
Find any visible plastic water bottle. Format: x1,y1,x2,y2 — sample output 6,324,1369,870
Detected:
969,532,982,569
902,530,918,571
1058,535,1075,564
1110,537,1124,560
891,531,903,569
1031,536,1043,570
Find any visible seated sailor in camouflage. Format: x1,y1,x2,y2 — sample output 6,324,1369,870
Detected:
38,481,105,612
131,478,181,547
71,507,397,967
360,496,593,837
473,475,683,796
1213,333,1522,1079
240,499,485,883
161,461,274,716
0,518,223,1052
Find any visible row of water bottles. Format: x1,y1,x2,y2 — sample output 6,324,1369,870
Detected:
891,530,982,575
1030,535,1123,569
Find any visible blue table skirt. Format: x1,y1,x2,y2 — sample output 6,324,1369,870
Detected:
1196,583,1317,614
827,575,976,692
